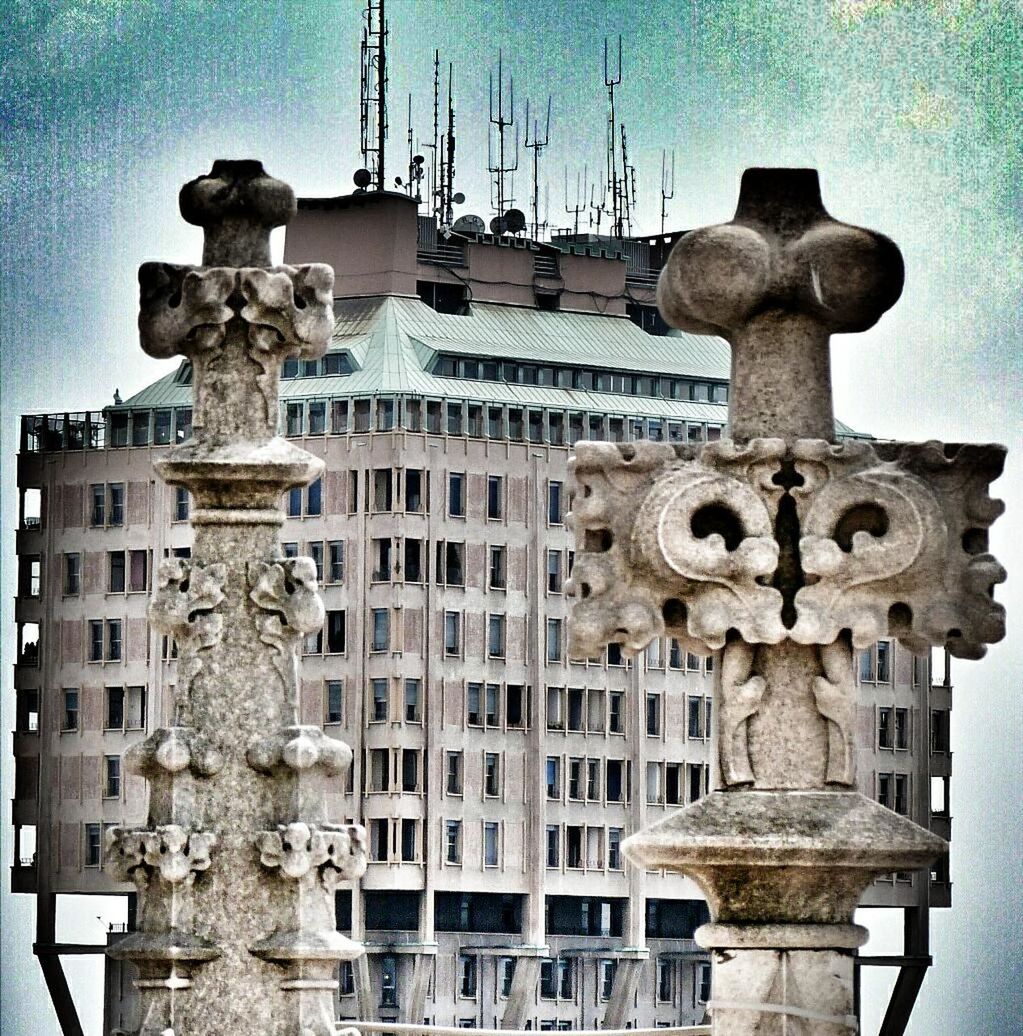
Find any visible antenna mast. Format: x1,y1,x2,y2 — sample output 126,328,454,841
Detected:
359,0,389,191
603,36,622,236
488,50,519,218
442,63,457,227
525,96,551,239
660,148,675,235
564,164,586,237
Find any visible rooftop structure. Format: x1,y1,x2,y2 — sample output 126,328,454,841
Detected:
11,187,950,1036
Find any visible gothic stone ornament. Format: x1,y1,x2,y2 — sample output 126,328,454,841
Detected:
567,169,1006,1036
107,161,365,1036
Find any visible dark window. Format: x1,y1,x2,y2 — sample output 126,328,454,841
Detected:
325,681,343,724
644,898,710,939
435,892,523,934
64,553,81,595
487,476,503,519
109,484,124,525
326,610,346,653
449,473,465,517
105,686,124,729
548,482,563,524
546,896,625,937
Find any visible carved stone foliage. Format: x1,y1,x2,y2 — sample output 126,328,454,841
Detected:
248,558,325,704
247,726,352,776
106,825,216,888
125,726,224,779
255,822,366,892
566,437,1006,661
148,558,227,719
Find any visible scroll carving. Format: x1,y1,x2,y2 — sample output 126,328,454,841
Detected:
148,558,227,721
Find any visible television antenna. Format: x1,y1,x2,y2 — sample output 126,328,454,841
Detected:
359,0,388,191
660,148,675,235
564,165,586,237
488,50,519,217
525,96,552,239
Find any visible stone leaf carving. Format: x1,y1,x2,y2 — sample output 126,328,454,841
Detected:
812,638,857,787
249,558,325,702
718,641,767,787
255,822,367,892
791,439,1006,657
247,725,352,776
106,824,216,887
567,438,786,658
125,726,224,778
139,262,334,362
148,558,227,717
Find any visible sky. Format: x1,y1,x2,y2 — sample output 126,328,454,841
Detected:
1,1,1021,1033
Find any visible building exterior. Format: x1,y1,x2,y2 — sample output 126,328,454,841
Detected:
11,192,952,1033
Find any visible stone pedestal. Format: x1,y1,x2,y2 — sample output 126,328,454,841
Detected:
106,162,365,1036
567,168,1006,1035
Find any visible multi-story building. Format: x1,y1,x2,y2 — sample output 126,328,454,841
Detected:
10,191,951,1034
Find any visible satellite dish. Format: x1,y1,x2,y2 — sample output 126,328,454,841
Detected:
452,192,466,205
453,214,486,235
353,168,373,189
504,208,526,234
413,154,425,166
490,216,508,235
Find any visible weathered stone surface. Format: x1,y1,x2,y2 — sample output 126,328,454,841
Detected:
105,161,365,1036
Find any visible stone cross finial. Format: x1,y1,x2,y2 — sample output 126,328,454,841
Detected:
180,159,297,267
567,167,1006,1036
658,168,904,441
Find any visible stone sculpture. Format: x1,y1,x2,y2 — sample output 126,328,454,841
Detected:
567,168,1006,1034
106,161,365,1036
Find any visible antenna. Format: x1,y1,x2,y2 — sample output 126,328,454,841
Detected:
619,122,635,237
441,62,458,227
488,50,519,217
395,94,425,203
359,0,388,191
564,165,586,237
660,148,675,235
603,35,622,236
525,96,551,239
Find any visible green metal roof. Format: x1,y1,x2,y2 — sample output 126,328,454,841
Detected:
113,295,866,436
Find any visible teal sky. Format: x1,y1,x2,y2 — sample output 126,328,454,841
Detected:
2,2,1021,1033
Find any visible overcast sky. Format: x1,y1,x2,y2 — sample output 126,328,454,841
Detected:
2,2,1020,1033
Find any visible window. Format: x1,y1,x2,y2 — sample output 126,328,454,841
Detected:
484,753,500,797
283,541,298,558
308,541,324,582
104,756,121,798
105,686,124,729
669,639,683,669
878,707,893,749
547,550,562,593
129,550,148,592
485,683,500,726
106,619,122,661
174,487,190,521
894,774,909,816
489,545,506,589
546,686,564,730
303,626,323,656
546,757,561,799
666,762,682,805
540,958,557,998
500,958,515,998
328,541,344,582
153,409,172,444
381,954,398,1007
404,679,421,722
405,468,425,512
437,541,465,585
657,957,673,1002
371,679,389,722
467,683,482,726
608,828,623,870
372,469,393,511
62,689,79,732
878,772,893,809
400,817,418,860
109,483,124,525
404,538,423,581
16,690,39,732
64,553,81,595
84,824,102,867
325,681,343,724
459,954,477,997
647,762,663,804
348,470,359,512
566,826,583,868
894,708,909,751
931,709,950,753
698,962,711,1004
174,408,192,442
90,484,105,526
371,609,389,652
287,488,302,518
446,751,463,794
609,692,624,734
286,403,303,436
876,641,891,682
487,475,503,519
449,473,465,517
488,614,505,658
506,684,525,728
606,760,624,802
372,537,392,581
107,551,125,593
546,619,562,662
326,610,346,653
567,688,584,732
446,820,462,864
568,759,583,800
484,822,499,867
599,959,616,1001
444,611,461,656
369,749,390,792
688,696,707,739
546,826,560,868
647,693,661,736
548,481,563,524
339,960,355,996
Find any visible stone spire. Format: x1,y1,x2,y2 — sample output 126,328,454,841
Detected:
568,169,1006,1034
106,161,365,1036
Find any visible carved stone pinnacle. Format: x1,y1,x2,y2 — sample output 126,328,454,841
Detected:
179,159,297,268
657,168,905,441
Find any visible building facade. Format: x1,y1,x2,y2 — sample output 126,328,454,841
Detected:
10,193,952,1033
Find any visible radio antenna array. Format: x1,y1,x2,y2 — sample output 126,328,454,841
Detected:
488,50,519,217
660,148,675,235
359,0,388,191
525,96,552,239
564,164,586,237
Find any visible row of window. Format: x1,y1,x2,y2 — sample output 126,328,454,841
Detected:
280,395,725,447
432,354,729,406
